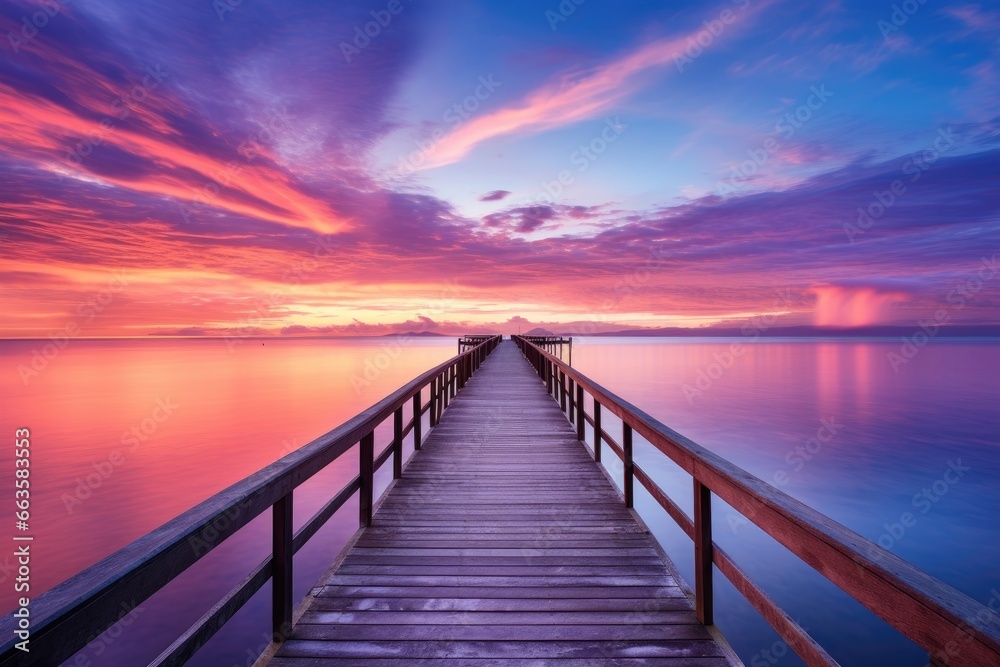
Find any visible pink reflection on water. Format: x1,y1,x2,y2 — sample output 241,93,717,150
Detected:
0,337,454,646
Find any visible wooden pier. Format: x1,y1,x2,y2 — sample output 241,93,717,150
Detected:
3,335,1000,667
267,340,736,665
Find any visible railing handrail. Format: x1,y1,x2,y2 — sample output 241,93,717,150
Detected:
512,335,1000,667
0,335,502,666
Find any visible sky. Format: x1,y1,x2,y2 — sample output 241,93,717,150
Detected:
0,0,998,337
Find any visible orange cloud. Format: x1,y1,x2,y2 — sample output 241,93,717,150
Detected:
0,80,348,235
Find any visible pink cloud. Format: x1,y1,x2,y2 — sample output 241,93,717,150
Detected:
941,4,1000,36
418,4,769,169
811,285,910,327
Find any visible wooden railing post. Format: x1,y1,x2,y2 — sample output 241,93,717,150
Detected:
441,372,448,413
576,384,585,441
559,371,567,412
413,391,422,450
568,377,575,422
623,423,633,508
393,406,403,479
694,480,714,626
272,493,292,639
594,401,602,463
546,360,552,395
359,432,374,527
429,377,438,427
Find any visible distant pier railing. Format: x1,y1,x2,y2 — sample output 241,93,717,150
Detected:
458,334,496,353
520,334,572,364
0,335,502,667
512,335,1000,667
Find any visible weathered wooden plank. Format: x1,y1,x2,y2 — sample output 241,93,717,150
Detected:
316,585,685,599
334,565,669,577
308,596,693,612
270,658,731,667
343,548,661,558
295,610,700,625
324,574,678,587
289,623,708,641
277,639,726,659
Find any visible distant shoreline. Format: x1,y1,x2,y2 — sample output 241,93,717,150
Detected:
3,325,1000,341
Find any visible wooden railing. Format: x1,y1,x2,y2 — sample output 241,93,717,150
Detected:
0,335,502,667
458,334,496,353
520,334,572,364
512,335,1000,667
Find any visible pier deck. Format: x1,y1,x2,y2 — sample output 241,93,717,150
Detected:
268,341,734,665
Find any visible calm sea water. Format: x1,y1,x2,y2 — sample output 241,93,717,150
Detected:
1,336,997,666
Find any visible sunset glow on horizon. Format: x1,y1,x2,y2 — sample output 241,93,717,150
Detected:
2,0,999,337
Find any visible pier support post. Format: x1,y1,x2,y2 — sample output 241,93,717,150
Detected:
568,377,575,423
413,391,422,450
360,432,374,527
429,377,438,427
393,406,403,479
694,480,714,626
623,423,633,508
272,493,293,639
594,401,602,463
559,371,567,412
